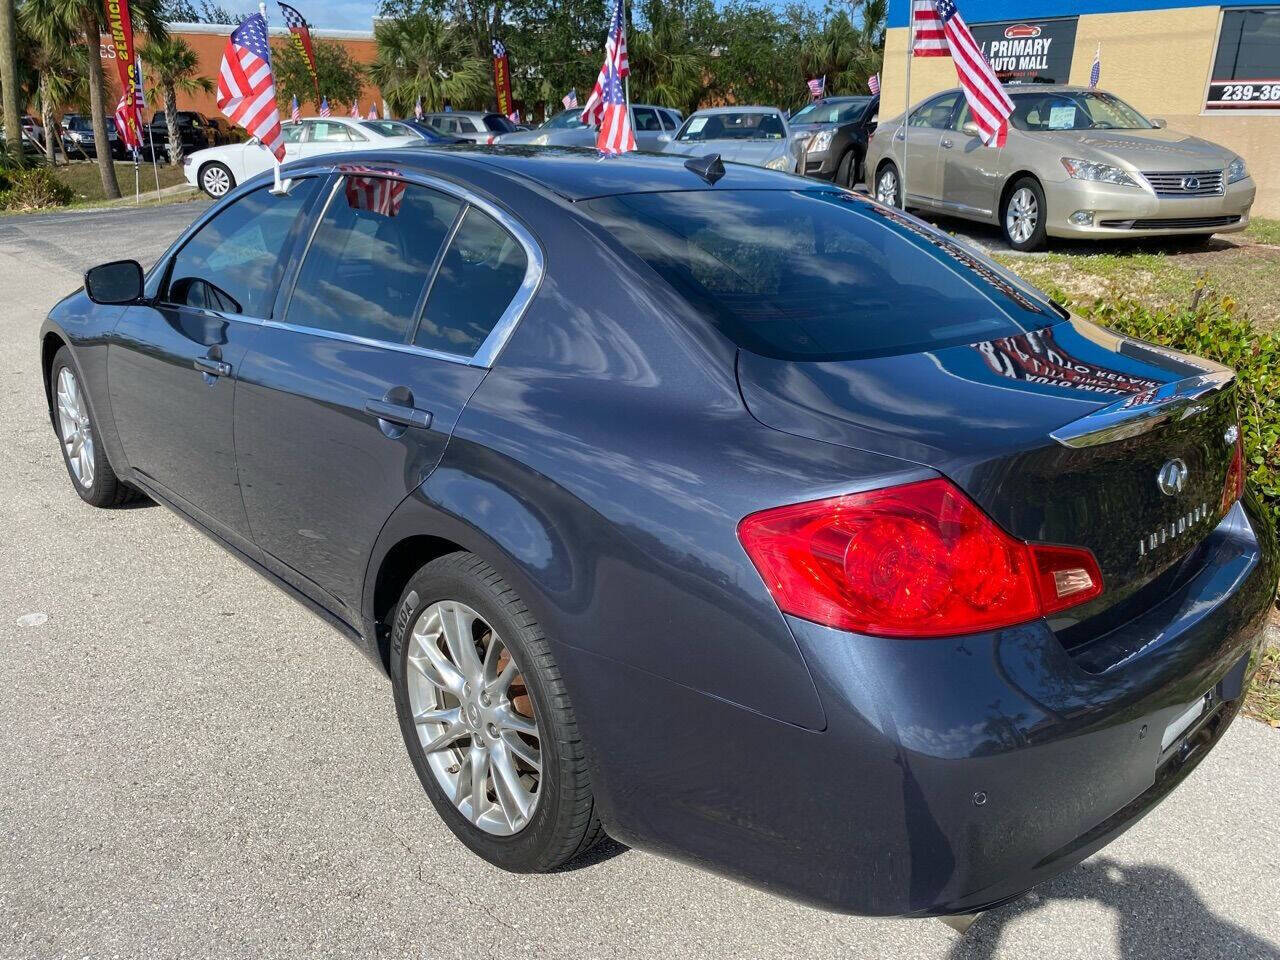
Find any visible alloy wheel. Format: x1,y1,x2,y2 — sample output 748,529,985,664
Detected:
876,168,899,207
1006,187,1039,245
202,166,231,197
55,367,94,489
406,600,542,837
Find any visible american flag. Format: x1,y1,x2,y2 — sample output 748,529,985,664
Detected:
414,96,423,120
350,100,360,118
367,103,378,119
595,36,634,152
807,76,825,97
114,93,141,152
581,0,629,129
1089,43,1101,88
290,94,300,123
216,14,285,161
911,0,948,56
562,88,577,109
868,73,880,95
345,169,407,217
319,96,330,117
932,0,1013,146
508,110,520,123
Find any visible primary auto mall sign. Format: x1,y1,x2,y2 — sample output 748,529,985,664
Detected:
971,16,1079,85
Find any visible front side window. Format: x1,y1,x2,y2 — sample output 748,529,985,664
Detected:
282,123,305,143
414,207,528,356
909,94,959,129
633,107,662,131
584,190,1057,362
286,178,461,344
165,180,320,317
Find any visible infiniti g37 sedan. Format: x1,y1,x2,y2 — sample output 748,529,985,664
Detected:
41,147,1276,918
866,86,1255,251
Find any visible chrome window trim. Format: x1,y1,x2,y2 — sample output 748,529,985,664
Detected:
276,167,545,369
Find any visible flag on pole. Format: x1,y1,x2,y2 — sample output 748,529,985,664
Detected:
807,76,825,98
868,73,880,95
492,38,515,119
595,44,634,153
103,0,144,152
350,101,360,118
562,88,578,109
508,110,519,123
930,0,1013,146
1089,43,1101,88
414,96,423,120
319,96,330,117
216,13,285,161
911,0,949,56
290,94,301,123
113,92,141,152
277,1,319,99
581,0,629,128
367,103,378,119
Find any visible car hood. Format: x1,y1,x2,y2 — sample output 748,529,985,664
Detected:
1024,127,1233,170
662,139,787,164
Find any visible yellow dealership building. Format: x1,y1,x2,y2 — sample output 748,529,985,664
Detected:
879,2,1280,216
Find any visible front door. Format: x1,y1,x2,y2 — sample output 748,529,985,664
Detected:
939,102,1006,219
900,92,960,204
235,173,534,625
108,178,323,548
632,106,666,150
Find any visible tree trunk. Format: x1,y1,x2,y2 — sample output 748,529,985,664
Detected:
164,85,181,167
39,72,58,165
0,0,20,150
83,11,120,199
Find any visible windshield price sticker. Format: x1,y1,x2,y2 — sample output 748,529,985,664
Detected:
1047,105,1077,129
1206,81,1280,110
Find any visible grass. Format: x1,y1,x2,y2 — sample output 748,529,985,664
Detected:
1245,639,1280,728
1245,216,1280,246
49,159,189,205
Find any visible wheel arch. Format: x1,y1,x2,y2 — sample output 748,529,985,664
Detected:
367,532,470,672
999,170,1042,215
41,330,69,428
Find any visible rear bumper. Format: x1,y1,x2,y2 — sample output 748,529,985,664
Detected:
568,498,1276,916
1045,176,1255,238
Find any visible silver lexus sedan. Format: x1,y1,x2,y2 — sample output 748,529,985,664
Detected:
662,106,803,172
865,85,1255,250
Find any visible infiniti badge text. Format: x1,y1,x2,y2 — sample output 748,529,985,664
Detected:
1139,502,1210,557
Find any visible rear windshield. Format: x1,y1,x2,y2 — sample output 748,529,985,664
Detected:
584,190,1058,361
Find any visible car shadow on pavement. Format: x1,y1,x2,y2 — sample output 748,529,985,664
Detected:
946,857,1280,960
555,836,629,872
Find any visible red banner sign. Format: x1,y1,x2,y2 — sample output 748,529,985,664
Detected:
103,0,143,150
492,39,513,119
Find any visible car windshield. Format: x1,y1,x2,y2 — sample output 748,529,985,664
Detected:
66,117,91,131
584,190,1056,362
542,109,587,130
362,120,412,137
677,113,786,141
790,99,870,124
1009,91,1153,131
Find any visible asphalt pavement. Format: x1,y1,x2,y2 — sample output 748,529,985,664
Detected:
1,200,1278,960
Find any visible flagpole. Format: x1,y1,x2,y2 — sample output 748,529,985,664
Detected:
621,0,630,124
902,8,913,207
260,1,284,194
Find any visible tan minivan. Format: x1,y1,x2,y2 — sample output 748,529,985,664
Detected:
864,85,1255,251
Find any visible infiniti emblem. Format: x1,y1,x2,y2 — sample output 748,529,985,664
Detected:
1181,176,1201,191
1157,458,1189,496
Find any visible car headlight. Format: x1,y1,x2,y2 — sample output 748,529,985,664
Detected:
1060,157,1139,188
808,129,834,154
68,131,84,142
765,155,792,171
532,134,548,146
1227,156,1248,184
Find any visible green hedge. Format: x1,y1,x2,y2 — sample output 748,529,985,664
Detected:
0,167,74,211
1063,287,1279,533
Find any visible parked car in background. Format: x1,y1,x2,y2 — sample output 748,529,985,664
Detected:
789,95,879,187
183,116,418,197
366,119,465,146
208,117,241,146
495,105,682,151
865,85,1254,251
662,107,802,172
148,111,218,156
44,146,1275,921
421,111,521,144
60,114,119,159
19,115,46,154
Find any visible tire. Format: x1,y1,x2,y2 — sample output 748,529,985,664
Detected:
390,552,604,872
49,347,141,508
875,161,903,208
835,150,855,188
199,161,235,199
1001,176,1048,252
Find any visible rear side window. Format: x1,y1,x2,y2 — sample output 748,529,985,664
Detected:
286,177,462,344
415,207,528,356
584,190,1057,361
165,180,320,317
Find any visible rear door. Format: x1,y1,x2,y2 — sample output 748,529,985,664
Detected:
234,173,537,624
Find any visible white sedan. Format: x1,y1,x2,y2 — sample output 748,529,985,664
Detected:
183,117,419,198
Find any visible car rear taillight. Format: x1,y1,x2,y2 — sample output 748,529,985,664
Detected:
737,478,1103,638
1221,426,1245,515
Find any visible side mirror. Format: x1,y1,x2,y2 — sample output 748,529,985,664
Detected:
85,259,144,305
962,120,981,139
1150,117,1167,129
657,133,672,144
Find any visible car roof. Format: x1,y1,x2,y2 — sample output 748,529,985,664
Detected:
282,145,809,202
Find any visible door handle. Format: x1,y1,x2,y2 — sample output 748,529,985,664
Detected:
940,138,954,149
194,356,232,377
365,398,432,430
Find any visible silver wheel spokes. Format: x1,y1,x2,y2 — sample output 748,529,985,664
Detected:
55,367,94,488
1006,187,1038,244
877,170,898,206
204,168,229,196
407,600,542,836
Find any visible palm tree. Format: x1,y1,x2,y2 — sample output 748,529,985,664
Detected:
629,1,707,115
369,12,488,114
17,5,88,164
23,0,166,198
0,0,19,150
140,35,212,166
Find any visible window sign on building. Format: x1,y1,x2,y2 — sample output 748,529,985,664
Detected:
1206,7,1280,110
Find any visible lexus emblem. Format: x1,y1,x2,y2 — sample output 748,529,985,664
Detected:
1181,176,1201,191
1157,458,1189,496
